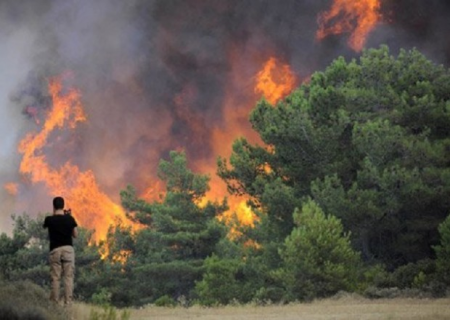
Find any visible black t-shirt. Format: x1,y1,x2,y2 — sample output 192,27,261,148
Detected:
43,214,78,251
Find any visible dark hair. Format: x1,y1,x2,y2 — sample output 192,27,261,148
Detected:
53,197,65,210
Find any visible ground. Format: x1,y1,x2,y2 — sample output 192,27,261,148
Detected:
73,297,450,320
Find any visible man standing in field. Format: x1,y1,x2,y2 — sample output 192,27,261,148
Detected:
43,196,78,305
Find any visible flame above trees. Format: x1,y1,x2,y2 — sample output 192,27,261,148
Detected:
317,0,382,52
218,56,297,229
255,57,297,105
17,76,141,244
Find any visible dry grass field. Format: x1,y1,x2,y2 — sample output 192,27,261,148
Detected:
72,297,450,320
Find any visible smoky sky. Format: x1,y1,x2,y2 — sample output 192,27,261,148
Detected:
1,0,450,231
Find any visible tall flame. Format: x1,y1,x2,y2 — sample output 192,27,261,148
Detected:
255,57,297,105
18,76,140,245
316,0,382,52
203,56,297,231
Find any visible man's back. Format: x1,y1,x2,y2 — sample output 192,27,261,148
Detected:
44,214,77,251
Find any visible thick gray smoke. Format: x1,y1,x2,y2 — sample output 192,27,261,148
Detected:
1,0,449,233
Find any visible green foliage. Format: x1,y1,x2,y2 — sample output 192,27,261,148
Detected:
219,46,450,269
0,214,48,284
91,288,112,306
276,200,362,300
434,214,450,284
390,259,436,289
0,213,106,305
154,295,177,307
88,305,130,320
113,151,228,306
195,255,241,306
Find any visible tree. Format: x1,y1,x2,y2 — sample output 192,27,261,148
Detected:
119,151,228,305
275,199,362,300
434,213,450,284
0,216,44,285
219,46,450,268
195,254,241,305
0,213,104,303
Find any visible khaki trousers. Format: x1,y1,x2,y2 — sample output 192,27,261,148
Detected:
49,245,75,305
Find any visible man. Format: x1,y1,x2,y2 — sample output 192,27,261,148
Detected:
43,196,78,305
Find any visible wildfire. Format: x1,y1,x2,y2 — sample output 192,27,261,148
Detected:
17,76,141,245
316,0,382,52
13,54,296,253
199,55,296,231
255,57,297,105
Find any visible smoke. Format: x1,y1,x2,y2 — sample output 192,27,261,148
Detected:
0,1,44,229
1,0,450,233
376,0,450,64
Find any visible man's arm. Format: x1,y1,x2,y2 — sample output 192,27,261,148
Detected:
72,227,78,238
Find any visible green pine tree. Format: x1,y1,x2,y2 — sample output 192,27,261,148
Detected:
120,151,227,304
276,199,362,300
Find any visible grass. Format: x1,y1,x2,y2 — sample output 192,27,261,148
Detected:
72,297,450,320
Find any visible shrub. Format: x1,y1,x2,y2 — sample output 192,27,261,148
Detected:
391,259,435,289
88,305,130,320
0,280,65,320
277,200,362,301
91,288,112,306
434,214,450,284
154,295,177,307
195,255,241,306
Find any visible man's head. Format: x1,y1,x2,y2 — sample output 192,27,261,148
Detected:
53,196,65,210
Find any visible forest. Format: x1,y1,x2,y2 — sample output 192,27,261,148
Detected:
1,46,449,308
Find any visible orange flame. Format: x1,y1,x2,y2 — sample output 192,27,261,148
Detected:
316,0,382,52
255,57,297,105
4,183,19,196
17,76,141,246
198,55,296,231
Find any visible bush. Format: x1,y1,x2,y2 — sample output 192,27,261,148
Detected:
154,295,177,307
390,259,435,289
434,214,450,284
361,264,393,289
88,305,130,320
0,280,66,320
195,255,241,306
91,288,112,306
252,286,287,305
277,200,363,301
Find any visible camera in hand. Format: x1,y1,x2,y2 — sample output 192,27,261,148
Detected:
64,209,72,215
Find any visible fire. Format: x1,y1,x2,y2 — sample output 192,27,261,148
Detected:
14,54,296,252
17,76,140,245
4,183,19,196
233,200,256,227
197,55,296,230
255,57,297,105
316,0,382,52
141,181,165,202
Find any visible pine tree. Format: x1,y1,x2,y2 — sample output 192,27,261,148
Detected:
276,199,361,300
434,214,450,284
120,151,227,304
219,46,450,268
